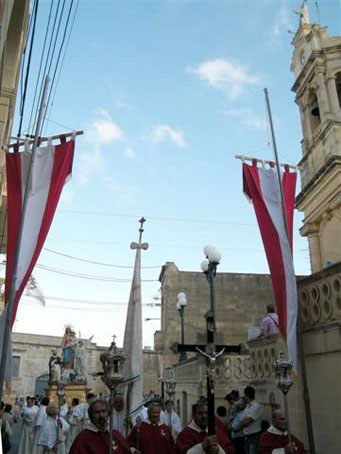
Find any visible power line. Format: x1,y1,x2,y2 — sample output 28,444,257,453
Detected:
23,295,160,307
43,247,161,269
35,263,158,282
58,209,257,227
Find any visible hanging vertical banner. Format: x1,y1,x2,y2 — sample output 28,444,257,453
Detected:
5,138,75,324
123,225,148,419
242,162,298,369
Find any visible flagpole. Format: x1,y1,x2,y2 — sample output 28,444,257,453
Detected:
264,87,316,454
0,75,50,403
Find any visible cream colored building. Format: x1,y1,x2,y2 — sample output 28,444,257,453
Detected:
0,0,29,257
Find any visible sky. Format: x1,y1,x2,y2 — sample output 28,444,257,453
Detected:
2,0,341,348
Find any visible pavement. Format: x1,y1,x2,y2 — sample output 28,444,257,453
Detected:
9,420,22,454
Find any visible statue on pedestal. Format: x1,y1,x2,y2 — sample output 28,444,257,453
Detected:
74,340,86,383
48,348,61,385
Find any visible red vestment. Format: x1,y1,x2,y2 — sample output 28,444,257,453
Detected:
258,430,305,454
128,421,176,454
69,428,131,454
176,421,234,454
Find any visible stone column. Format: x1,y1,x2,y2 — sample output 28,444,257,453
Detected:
308,231,322,273
316,70,331,120
327,76,341,118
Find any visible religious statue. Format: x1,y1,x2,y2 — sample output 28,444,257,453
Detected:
60,325,88,385
74,340,87,384
62,325,76,370
48,348,61,385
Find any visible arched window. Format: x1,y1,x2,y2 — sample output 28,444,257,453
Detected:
308,91,321,132
336,73,341,109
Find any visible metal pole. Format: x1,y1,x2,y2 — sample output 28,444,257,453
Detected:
283,393,292,445
0,75,50,403
264,87,316,454
207,264,216,435
179,308,187,362
109,388,114,454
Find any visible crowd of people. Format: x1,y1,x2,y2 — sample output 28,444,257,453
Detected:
0,385,306,454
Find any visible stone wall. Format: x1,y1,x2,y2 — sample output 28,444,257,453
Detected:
157,262,274,375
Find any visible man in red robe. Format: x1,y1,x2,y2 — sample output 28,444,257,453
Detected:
69,399,130,454
258,410,306,454
176,402,234,454
128,402,176,454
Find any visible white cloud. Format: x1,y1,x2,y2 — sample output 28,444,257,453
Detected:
123,147,136,159
223,108,267,130
60,185,74,205
270,3,294,44
76,150,104,185
191,58,260,99
145,124,187,148
88,109,124,145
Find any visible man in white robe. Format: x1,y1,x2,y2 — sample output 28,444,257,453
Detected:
112,394,126,435
164,399,182,439
18,396,39,454
33,397,50,454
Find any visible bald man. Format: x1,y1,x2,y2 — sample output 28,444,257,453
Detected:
258,410,305,454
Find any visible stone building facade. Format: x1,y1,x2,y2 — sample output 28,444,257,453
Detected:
7,332,159,404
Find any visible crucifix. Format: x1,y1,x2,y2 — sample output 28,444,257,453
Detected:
172,245,244,435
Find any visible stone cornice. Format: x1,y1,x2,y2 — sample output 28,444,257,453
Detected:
296,155,341,208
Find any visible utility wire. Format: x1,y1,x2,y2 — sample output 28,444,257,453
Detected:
26,0,54,134
35,263,158,282
44,0,80,135
17,0,40,137
43,247,161,269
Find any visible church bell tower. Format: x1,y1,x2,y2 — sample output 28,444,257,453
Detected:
291,4,341,273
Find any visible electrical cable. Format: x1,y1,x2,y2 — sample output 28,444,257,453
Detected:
43,247,161,269
30,0,62,135
42,0,75,135
26,0,54,134
17,0,40,137
43,0,80,135
35,263,158,282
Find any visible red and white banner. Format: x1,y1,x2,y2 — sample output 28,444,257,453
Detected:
5,139,75,324
243,162,297,369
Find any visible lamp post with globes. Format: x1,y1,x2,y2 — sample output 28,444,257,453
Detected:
200,245,224,435
176,292,188,362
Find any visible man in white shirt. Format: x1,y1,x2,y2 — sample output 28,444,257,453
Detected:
37,405,69,454
112,394,126,435
239,386,263,454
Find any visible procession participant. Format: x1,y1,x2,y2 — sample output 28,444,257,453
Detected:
80,392,95,428
18,396,39,454
128,402,176,454
59,397,69,420
176,402,234,454
37,405,69,454
69,399,130,454
0,401,12,454
231,399,246,454
239,386,262,454
112,394,132,435
164,399,182,439
33,397,50,454
258,305,279,338
3,404,14,427
65,398,83,451
258,410,306,454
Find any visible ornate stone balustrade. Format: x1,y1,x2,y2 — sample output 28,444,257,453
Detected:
298,262,341,329
247,335,287,381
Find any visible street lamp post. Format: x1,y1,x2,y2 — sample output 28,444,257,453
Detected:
176,292,187,362
200,245,222,435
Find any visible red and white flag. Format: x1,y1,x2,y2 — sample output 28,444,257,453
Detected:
243,162,297,369
5,138,75,324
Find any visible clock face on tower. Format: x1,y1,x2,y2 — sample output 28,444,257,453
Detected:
299,50,306,66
